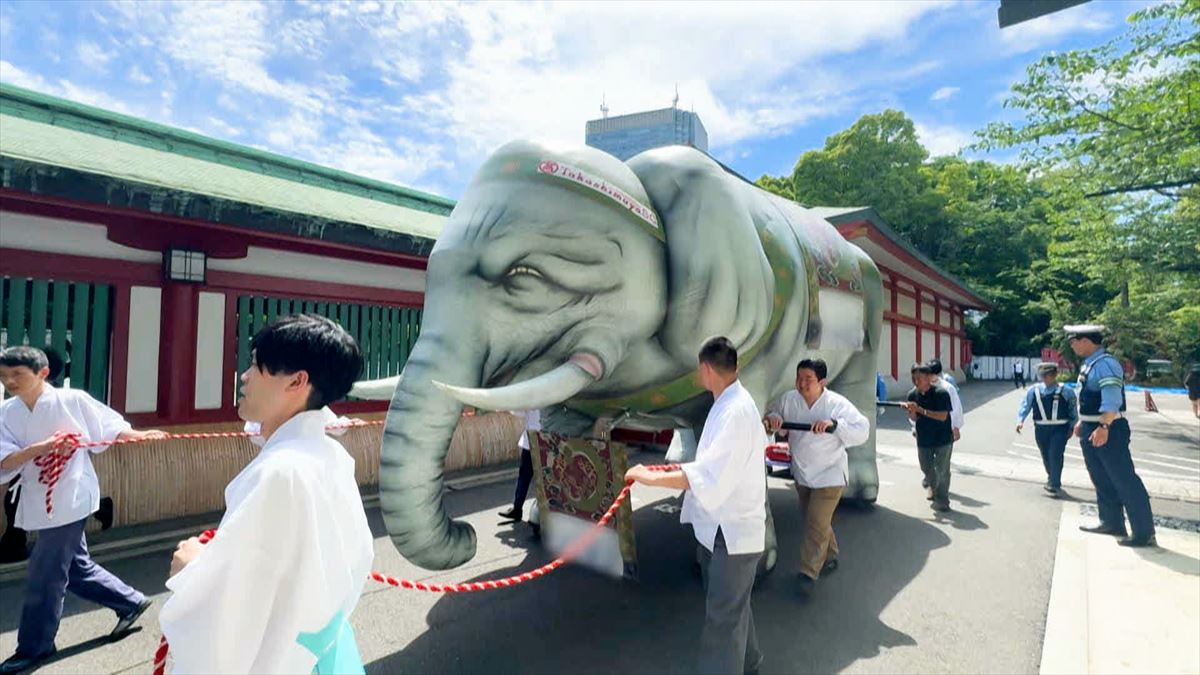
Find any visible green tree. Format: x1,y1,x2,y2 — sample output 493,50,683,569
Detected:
789,109,934,230
977,0,1200,200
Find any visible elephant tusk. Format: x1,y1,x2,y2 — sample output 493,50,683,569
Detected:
432,355,600,411
349,374,403,400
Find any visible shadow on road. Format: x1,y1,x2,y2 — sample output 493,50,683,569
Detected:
368,484,950,674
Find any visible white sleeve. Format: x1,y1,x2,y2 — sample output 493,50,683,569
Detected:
77,393,132,454
0,418,21,484
832,396,870,448
159,467,314,675
948,386,964,429
680,409,750,514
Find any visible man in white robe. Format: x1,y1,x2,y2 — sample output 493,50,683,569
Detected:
159,314,374,674
0,346,164,675
626,336,767,675
764,358,869,597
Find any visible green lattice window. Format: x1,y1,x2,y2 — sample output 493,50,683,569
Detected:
234,296,421,402
0,276,114,403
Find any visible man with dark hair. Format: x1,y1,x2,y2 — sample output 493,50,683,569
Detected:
0,346,165,675
1016,362,1078,496
626,336,766,675
159,314,377,673
926,358,963,443
764,358,869,598
1067,324,1155,547
902,363,954,511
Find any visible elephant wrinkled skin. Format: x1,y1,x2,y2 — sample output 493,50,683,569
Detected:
360,141,883,571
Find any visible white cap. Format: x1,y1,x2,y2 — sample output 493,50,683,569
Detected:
1064,324,1106,336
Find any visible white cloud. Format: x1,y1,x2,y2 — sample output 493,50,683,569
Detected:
128,64,152,85
5,0,966,192
914,121,973,158
1,60,137,115
0,60,50,91
395,0,952,166
931,86,960,101
998,4,1112,55
204,116,243,138
76,40,115,71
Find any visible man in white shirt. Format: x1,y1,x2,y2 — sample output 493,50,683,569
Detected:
626,336,766,675
499,408,542,523
0,346,165,675
928,359,963,442
159,314,375,674
764,358,869,598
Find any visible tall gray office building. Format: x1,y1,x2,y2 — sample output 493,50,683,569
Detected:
585,105,708,161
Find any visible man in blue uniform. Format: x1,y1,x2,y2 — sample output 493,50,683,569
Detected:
1016,362,1077,497
1067,325,1156,547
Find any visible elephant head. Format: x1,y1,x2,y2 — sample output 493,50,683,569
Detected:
379,141,669,569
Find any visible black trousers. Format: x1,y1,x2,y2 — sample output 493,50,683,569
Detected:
512,449,534,510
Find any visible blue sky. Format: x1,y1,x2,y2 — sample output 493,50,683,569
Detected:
0,0,1150,199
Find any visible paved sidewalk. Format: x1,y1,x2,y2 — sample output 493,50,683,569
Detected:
1040,503,1200,675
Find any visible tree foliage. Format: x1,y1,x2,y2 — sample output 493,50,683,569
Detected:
754,3,1199,377
976,0,1200,200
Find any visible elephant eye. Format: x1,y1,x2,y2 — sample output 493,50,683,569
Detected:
505,265,545,280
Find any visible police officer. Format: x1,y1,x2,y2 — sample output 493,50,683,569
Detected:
1016,362,1077,497
1067,325,1156,547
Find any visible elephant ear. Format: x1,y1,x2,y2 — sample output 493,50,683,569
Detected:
627,147,775,363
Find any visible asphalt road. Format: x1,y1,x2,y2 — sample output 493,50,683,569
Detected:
1,382,1196,674
878,381,1199,487
2,457,1062,675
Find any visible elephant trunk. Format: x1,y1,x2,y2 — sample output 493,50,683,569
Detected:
380,330,482,570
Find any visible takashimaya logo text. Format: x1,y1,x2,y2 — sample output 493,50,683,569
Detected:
537,160,659,229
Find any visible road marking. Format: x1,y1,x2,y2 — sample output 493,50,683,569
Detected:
1146,452,1200,465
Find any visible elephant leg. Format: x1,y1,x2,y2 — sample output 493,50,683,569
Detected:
832,347,880,503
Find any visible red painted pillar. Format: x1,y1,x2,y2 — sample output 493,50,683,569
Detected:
157,282,198,422
890,282,899,379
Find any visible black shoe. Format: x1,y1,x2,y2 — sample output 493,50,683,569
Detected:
1079,524,1127,537
0,647,56,675
96,497,114,531
931,502,951,512
796,574,815,599
110,598,151,639
1118,535,1157,548
821,559,838,576
1043,484,1057,493
1044,488,1062,499
497,506,522,522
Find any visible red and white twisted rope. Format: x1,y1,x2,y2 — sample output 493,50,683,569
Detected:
115,424,676,674
35,421,384,518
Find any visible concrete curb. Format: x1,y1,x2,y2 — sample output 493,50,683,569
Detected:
1040,502,1200,674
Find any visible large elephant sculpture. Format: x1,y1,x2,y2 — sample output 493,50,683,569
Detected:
353,141,883,571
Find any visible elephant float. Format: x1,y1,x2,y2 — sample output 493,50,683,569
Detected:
352,140,883,572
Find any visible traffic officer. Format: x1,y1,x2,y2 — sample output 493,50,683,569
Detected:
1016,362,1077,497
1067,324,1156,547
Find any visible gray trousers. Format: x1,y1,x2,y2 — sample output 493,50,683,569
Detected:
697,529,762,675
18,517,144,656
918,443,954,508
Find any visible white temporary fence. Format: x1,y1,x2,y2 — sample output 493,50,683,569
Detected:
969,355,1040,382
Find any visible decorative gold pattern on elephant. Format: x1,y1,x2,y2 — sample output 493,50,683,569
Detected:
551,447,600,507
534,434,622,518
